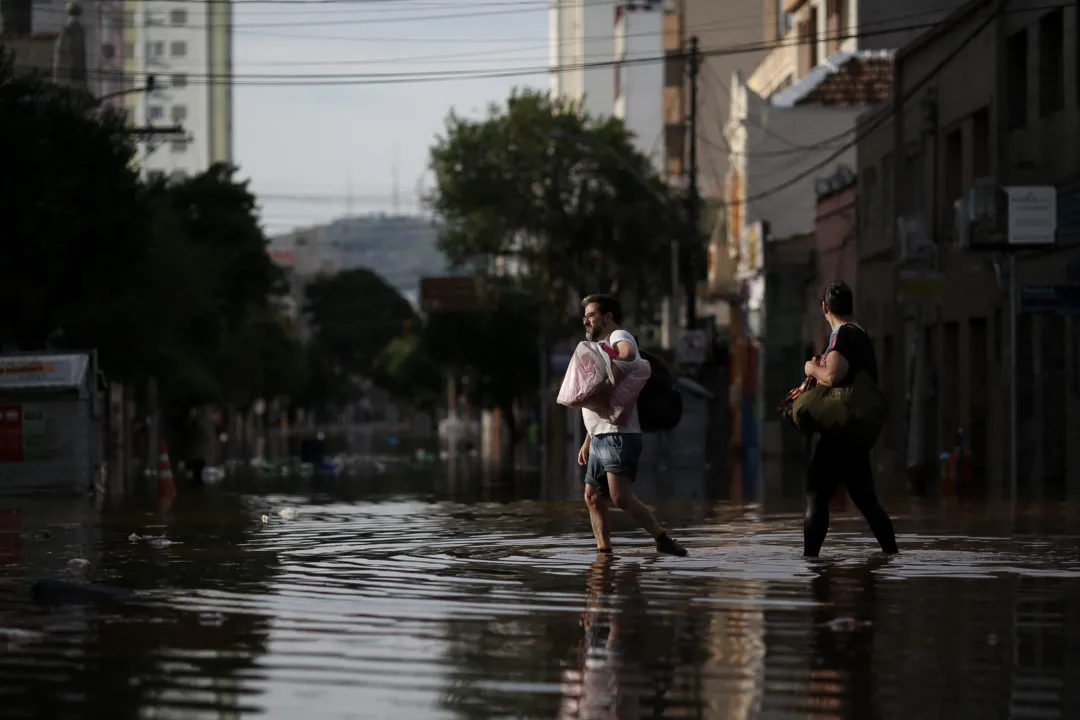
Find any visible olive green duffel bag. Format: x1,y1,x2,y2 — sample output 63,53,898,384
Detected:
791,371,888,449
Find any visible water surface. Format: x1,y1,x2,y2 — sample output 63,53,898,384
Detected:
1,470,1078,718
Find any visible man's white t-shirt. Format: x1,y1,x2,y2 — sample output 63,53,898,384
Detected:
582,329,642,436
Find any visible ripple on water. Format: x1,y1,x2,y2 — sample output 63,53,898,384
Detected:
2,495,1079,719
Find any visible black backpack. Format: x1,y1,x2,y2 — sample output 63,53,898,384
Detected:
636,349,683,433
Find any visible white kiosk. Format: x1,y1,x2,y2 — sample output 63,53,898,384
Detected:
0,352,103,493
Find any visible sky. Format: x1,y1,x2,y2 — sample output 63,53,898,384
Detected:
233,0,552,236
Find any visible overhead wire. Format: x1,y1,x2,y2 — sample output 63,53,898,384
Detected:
91,4,1065,87
89,22,946,86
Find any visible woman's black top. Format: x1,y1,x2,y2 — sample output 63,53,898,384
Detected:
822,323,878,386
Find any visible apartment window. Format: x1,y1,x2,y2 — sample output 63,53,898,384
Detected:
837,0,849,38
860,165,877,236
123,11,134,28
1006,29,1028,130
170,9,187,26
171,105,187,122
148,41,164,58
171,73,187,89
809,6,820,68
171,41,187,58
881,153,894,231
148,105,164,121
1038,9,1064,116
972,107,990,178
943,128,963,232
171,138,188,153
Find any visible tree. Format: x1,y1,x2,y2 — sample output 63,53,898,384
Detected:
0,48,147,362
380,280,541,444
149,166,302,453
426,89,681,329
0,49,306,461
304,268,418,378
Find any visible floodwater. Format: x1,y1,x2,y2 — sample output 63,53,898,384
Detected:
2,463,1079,719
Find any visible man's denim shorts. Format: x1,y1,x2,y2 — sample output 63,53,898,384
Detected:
584,433,643,496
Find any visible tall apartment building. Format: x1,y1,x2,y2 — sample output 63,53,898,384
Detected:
121,1,233,182
613,2,663,168
549,0,664,166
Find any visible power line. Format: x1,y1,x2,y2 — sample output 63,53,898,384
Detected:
38,6,764,44
95,4,1063,87
90,21,948,86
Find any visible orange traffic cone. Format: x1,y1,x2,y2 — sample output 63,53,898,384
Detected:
157,440,176,511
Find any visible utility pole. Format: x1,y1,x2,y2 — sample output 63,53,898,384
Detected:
685,35,701,330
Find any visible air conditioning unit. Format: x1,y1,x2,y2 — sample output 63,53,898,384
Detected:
896,213,933,264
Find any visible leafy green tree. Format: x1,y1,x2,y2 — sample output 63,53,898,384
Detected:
0,48,147,366
426,89,681,329
304,268,419,377
379,279,541,443
373,334,443,412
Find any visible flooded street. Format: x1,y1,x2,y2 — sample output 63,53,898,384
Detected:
2,465,1079,719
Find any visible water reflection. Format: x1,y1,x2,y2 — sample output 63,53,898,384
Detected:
0,467,1078,718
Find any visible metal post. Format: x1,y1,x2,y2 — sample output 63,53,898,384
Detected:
685,35,701,330
1008,254,1018,505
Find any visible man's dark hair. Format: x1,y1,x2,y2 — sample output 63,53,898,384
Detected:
582,293,623,324
822,281,854,316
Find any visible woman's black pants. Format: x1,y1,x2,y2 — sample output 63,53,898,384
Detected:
804,434,899,557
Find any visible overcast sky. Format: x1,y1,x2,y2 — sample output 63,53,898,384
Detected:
233,0,552,235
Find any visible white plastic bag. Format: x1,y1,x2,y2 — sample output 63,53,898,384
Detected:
606,357,652,424
556,342,611,408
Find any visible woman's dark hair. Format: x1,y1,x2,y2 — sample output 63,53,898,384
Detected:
581,293,623,324
822,281,854,316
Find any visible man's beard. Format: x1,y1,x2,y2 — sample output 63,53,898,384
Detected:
586,327,602,341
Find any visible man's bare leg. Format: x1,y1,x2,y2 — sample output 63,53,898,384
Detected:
584,484,612,550
607,474,688,556
606,474,664,535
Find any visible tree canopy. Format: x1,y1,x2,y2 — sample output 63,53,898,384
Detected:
1,50,309,457
304,267,419,377
426,89,683,330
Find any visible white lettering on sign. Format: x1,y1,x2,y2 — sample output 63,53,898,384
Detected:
1007,186,1057,246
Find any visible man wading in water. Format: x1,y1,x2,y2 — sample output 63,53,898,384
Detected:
577,294,688,557
802,281,899,557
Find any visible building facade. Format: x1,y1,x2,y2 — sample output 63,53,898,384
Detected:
856,0,1080,498
121,0,232,182
613,1,663,167
751,0,970,96
549,1,664,166
549,0,616,120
